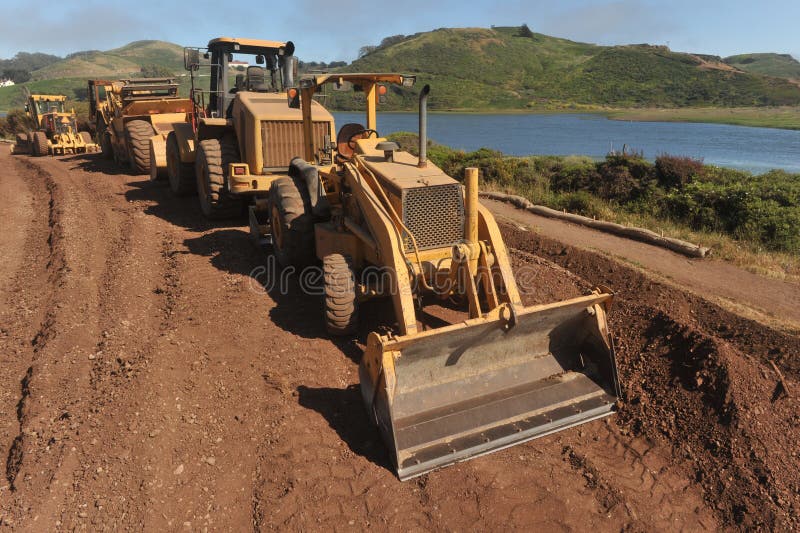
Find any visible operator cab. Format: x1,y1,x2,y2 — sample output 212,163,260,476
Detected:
184,38,297,119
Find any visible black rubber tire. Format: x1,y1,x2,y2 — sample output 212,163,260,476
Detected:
269,176,315,269
33,131,48,157
323,254,358,336
101,130,113,160
13,133,27,154
167,131,196,196
195,136,243,219
79,131,92,145
124,120,155,174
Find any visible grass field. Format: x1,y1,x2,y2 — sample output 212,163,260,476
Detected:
607,106,800,130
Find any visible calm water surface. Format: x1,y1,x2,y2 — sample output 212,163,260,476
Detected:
333,112,800,174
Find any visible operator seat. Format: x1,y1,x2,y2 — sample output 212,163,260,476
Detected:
233,73,245,93
337,123,370,159
246,66,268,92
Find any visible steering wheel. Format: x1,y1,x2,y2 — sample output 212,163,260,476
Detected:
347,129,378,150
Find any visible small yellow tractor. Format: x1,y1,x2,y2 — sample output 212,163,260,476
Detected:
90,78,193,176
273,74,621,479
165,37,330,222
12,93,97,156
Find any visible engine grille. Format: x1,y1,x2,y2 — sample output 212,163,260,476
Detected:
260,120,328,168
402,184,465,250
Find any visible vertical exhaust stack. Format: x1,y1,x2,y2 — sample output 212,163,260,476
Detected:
464,167,479,245
418,84,430,168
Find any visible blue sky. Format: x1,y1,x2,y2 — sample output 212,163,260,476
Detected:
0,0,797,62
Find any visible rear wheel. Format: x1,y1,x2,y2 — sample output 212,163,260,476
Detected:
195,136,243,219
167,131,195,196
124,120,155,173
269,176,315,269
79,131,92,145
100,129,113,159
323,254,358,335
12,133,27,154
33,131,48,157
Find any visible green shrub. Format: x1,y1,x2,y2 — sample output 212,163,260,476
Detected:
655,154,705,189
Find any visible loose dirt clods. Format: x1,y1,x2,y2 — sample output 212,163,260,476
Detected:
0,148,797,530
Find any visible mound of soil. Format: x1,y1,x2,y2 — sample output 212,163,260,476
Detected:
503,224,800,530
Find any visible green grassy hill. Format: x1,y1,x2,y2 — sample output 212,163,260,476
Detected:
31,40,184,80
724,53,800,80
337,27,800,110
0,41,185,112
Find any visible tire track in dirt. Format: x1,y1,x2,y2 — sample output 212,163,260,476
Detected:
0,153,117,526
3,158,68,497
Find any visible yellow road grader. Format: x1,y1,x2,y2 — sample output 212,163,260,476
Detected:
89,78,193,176
269,74,621,479
12,93,97,156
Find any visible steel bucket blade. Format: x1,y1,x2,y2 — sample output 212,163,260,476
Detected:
361,292,620,480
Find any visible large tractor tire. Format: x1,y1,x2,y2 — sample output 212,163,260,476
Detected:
166,131,195,196
79,131,92,144
323,254,358,336
12,133,28,154
269,176,315,269
101,131,113,160
32,131,49,157
195,136,243,219
124,120,155,174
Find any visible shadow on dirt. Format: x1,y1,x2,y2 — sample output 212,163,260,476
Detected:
59,152,135,176
297,384,394,474
123,178,248,233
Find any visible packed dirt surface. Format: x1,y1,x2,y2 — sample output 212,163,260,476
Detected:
0,148,797,531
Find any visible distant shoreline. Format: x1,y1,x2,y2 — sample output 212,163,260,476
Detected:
333,106,800,131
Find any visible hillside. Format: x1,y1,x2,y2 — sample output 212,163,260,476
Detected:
724,53,800,80
0,41,184,112
31,40,184,80
338,26,800,110
3,30,800,115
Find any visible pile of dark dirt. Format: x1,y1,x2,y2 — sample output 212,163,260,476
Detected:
503,224,800,529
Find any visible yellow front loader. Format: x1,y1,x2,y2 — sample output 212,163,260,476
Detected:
12,93,98,156
273,74,621,479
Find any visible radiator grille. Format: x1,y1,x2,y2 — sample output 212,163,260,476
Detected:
402,184,464,250
260,120,328,168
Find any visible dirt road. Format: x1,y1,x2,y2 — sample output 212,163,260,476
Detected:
0,149,797,530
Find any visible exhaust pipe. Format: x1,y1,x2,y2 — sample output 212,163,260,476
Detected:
418,84,430,168
281,55,297,90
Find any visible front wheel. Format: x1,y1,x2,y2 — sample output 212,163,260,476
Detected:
323,254,358,336
33,131,48,157
195,136,243,219
268,176,315,269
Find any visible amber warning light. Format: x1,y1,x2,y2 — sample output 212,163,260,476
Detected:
287,87,299,109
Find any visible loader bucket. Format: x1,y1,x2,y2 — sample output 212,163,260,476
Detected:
360,292,620,480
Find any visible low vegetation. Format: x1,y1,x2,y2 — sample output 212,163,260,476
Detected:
389,132,800,277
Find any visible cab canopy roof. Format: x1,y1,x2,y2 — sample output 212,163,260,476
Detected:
31,94,67,101
298,73,416,89
207,37,291,55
